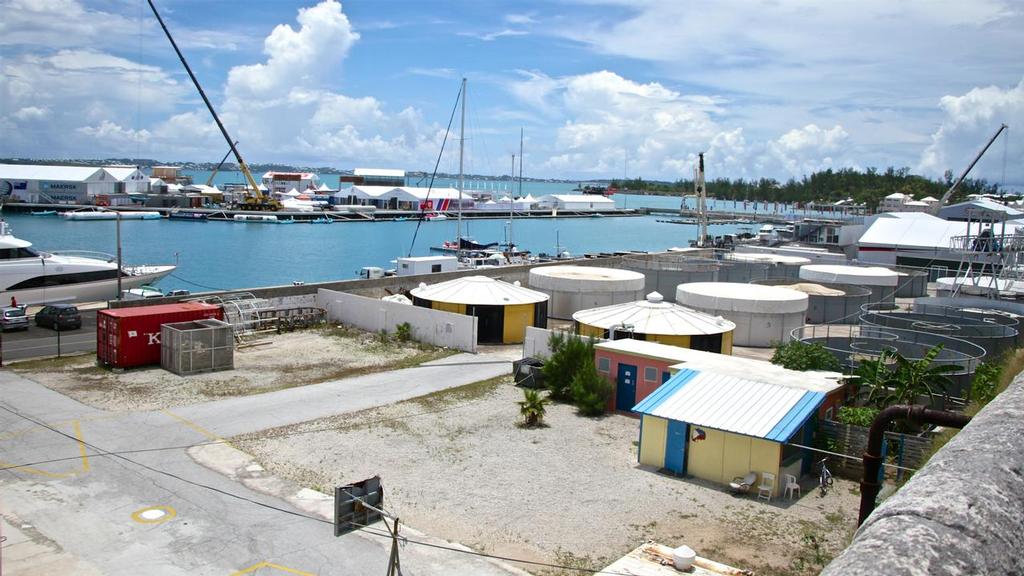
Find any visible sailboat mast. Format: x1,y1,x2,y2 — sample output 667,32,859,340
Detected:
457,77,466,246
696,152,708,247
514,128,523,249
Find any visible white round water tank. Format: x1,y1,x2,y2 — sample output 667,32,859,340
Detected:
799,264,899,305
677,282,809,347
530,265,646,320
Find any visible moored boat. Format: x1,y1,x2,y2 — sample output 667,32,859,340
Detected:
0,220,175,305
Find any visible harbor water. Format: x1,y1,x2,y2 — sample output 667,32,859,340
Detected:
5,172,821,293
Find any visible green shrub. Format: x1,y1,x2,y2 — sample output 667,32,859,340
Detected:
770,340,842,372
969,360,1002,404
836,406,879,427
542,332,595,402
395,322,412,343
570,356,612,416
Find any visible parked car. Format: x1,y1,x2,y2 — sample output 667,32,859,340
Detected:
34,304,83,331
0,306,29,331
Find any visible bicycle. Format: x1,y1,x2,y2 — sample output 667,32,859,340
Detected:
818,458,834,496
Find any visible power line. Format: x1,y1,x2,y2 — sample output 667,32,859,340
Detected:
0,402,640,576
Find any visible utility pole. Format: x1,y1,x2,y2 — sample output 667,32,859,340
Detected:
116,211,123,300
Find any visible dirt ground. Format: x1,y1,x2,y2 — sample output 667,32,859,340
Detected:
233,377,860,576
10,326,457,411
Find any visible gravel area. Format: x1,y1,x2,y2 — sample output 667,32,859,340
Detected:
233,377,860,575
10,327,456,411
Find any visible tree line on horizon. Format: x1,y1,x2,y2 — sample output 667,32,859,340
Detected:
608,167,1004,209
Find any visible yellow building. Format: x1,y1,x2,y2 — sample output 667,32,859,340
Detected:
410,275,548,344
572,292,735,354
634,368,836,497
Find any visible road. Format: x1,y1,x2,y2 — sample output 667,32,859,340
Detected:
1,309,97,363
0,353,520,575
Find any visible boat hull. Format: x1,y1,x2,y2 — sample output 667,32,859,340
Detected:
1,266,175,305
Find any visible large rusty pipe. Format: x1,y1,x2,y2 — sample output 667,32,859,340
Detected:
859,405,972,525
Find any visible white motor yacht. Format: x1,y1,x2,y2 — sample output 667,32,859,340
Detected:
0,220,175,305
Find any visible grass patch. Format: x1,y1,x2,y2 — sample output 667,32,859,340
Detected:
408,374,509,411
200,348,460,399
926,348,1024,458
9,353,94,372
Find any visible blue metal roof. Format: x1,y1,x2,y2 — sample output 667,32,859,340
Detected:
633,368,825,442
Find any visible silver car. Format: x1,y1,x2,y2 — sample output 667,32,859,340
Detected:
1,306,29,331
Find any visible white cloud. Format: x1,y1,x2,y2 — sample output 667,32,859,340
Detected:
457,29,527,42
919,78,1024,186
1,0,447,167
504,13,536,25
769,124,849,177
12,106,49,121
226,0,359,100
507,69,851,179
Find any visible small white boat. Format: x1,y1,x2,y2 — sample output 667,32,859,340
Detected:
233,214,278,223
61,211,162,221
424,213,447,221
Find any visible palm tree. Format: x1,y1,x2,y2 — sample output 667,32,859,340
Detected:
860,344,959,409
887,344,959,406
518,388,551,427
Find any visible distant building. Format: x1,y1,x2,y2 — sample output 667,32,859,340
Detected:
0,163,146,204
879,192,942,214
339,168,406,188
261,171,319,194
536,194,616,211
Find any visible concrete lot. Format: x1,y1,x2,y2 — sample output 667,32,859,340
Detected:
0,353,519,575
233,378,861,575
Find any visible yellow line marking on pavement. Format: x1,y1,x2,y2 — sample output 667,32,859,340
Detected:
160,409,224,442
0,419,90,478
131,505,177,524
0,413,123,441
231,561,315,575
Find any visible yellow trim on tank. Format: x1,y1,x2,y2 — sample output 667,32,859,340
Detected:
502,303,534,344
720,330,734,354
432,301,466,315
576,323,606,339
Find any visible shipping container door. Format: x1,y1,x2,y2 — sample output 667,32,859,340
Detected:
616,363,637,411
664,420,688,475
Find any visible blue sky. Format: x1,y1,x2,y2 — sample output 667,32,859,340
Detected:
2,0,1023,185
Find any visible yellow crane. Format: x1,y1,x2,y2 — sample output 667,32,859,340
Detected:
148,0,279,210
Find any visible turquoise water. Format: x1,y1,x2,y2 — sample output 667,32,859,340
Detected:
5,210,732,292
4,171,822,292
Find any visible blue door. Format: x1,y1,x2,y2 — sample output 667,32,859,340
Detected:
665,420,688,475
661,371,672,383
616,363,638,411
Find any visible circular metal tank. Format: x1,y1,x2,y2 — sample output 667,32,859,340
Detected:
800,264,899,307
676,282,809,347
621,254,720,301
529,265,646,320
719,253,812,283
752,279,872,324
860,302,1018,357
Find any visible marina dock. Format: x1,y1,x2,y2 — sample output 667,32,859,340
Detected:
2,203,643,223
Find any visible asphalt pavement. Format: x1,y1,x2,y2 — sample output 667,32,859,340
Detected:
1,309,97,364
0,352,519,575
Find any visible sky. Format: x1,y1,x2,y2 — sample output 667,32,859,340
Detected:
1,0,1023,185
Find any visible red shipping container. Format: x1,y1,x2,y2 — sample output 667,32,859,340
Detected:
96,303,224,368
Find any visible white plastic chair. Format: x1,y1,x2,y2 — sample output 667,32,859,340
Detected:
757,472,775,502
784,474,801,500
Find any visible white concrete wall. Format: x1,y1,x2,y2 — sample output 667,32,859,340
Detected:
317,289,477,352
543,289,646,320
522,326,609,359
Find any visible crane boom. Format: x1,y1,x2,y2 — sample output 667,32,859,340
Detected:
147,0,264,199
940,123,1008,206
